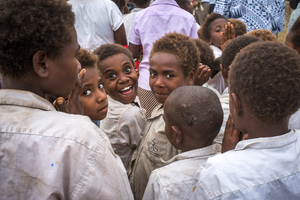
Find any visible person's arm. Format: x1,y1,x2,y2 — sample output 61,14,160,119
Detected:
128,42,142,59
114,24,128,46
290,0,300,10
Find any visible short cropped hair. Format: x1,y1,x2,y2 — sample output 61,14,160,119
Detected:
150,32,200,76
228,18,247,37
289,16,300,50
193,38,216,70
76,48,98,69
229,41,300,123
246,29,277,41
0,0,75,77
221,35,261,69
198,12,228,42
94,43,135,68
164,86,223,142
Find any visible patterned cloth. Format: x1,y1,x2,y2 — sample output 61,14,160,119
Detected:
214,0,285,35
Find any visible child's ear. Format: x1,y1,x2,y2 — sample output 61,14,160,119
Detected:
187,68,196,85
231,92,242,116
32,50,50,78
171,125,183,145
220,64,228,79
207,38,213,45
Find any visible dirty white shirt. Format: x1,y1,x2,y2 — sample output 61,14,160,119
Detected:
100,95,146,171
68,0,123,51
143,144,221,200
186,129,300,200
0,89,133,200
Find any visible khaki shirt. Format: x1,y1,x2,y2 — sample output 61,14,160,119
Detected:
128,105,180,200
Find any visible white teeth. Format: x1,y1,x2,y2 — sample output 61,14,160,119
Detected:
121,86,131,91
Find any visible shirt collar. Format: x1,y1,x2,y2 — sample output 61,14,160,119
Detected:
148,104,164,119
161,143,221,164
0,89,56,111
235,129,298,151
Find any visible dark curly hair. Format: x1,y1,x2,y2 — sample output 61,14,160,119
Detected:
221,35,261,69
289,16,300,51
132,0,151,7
198,12,228,42
150,32,200,76
246,29,278,41
0,0,75,77
228,41,300,123
228,18,247,37
76,48,98,70
193,38,217,70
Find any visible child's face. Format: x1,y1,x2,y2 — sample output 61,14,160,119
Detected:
80,67,108,120
149,52,192,104
208,18,228,48
99,53,137,104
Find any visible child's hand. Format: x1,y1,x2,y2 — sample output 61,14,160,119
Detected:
221,114,248,153
193,64,211,86
221,22,235,50
53,69,86,114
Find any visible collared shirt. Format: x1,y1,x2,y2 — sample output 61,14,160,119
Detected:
129,0,198,91
0,89,133,200
68,0,123,51
186,129,300,200
100,95,146,171
128,105,181,200
214,0,285,35
143,144,221,200
123,8,143,45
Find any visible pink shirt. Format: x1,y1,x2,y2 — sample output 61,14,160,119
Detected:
129,0,198,91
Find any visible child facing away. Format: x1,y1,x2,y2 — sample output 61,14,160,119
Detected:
143,86,223,200
0,0,133,199
186,41,300,199
128,32,199,200
246,29,278,41
94,44,146,171
76,48,108,127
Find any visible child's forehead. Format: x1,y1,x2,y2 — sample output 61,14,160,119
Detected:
209,18,228,29
99,53,132,70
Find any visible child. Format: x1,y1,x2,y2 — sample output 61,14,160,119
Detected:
94,43,146,171
143,86,223,200
0,0,133,199
76,48,108,127
128,32,199,200
186,41,300,199
246,29,278,41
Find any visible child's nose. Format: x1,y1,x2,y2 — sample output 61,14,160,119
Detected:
119,75,129,84
154,76,165,88
96,90,107,103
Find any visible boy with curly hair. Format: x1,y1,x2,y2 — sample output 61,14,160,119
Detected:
0,0,133,199
128,32,199,200
143,86,223,200
187,41,300,199
246,29,278,41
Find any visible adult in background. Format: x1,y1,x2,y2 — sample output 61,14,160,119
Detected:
214,0,285,36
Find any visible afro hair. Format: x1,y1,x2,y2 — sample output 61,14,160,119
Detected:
246,29,278,42
228,18,247,37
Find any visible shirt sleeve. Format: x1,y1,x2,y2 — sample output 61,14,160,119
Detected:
213,0,232,18
108,1,124,31
128,14,141,45
142,171,168,200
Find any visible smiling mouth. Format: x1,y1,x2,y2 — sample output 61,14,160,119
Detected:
119,85,134,96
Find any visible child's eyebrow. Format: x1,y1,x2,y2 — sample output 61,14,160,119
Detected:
102,68,114,74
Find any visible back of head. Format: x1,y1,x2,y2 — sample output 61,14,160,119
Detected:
193,38,216,69
164,86,223,144
132,0,151,7
175,0,192,14
221,35,261,69
76,48,98,70
228,18,247,37
94,43,135,68
0,0,75,77
246,29,277,42
229,41,300,123
198,12,228,42
150,32,200,76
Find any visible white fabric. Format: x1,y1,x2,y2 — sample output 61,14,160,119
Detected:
68,0,123,51
100,95,146,171
186,129,300,200
0,89,133,199
210,45,222,58
289,109,300,129
206,71,226,95
142,144,221,200
123,8,143,45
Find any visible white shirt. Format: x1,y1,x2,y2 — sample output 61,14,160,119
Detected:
68,0,123,51
206,71,226,95
143,144,221,200
123,8,143,45
186,129,300,200
100,95,146,171
289,109,300,129
0,89,133,199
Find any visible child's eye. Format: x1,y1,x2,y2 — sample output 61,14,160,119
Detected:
166,74,174,78
98,83,104,89
83,89,91,96
124,67,132,73
150,72,157,77
216,28,222,33
108,73,116,79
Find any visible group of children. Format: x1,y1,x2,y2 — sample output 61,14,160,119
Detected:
0,0,300,199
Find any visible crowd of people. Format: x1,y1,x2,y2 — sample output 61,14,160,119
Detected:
0,0,300,199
